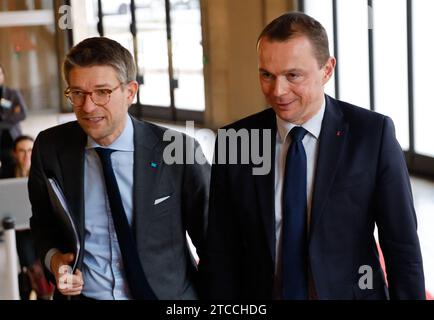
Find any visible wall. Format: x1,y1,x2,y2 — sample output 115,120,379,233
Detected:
202,0,296,129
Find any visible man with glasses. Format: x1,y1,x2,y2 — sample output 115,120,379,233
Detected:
28,37,210,300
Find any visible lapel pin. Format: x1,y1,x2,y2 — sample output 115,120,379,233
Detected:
336,131,343,137
151,162,158,168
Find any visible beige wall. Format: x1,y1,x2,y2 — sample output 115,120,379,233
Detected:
0,1,68,112
202,0,296,129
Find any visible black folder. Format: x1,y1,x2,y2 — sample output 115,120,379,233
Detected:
45,177,80,271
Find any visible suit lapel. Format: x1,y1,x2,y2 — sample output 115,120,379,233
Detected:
132,118,163,245
310,95,348,238
58,123,87,249
254,110,277,265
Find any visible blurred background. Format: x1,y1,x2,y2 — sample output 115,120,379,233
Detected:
0,0,432,299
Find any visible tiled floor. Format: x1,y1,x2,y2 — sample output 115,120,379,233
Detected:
0,112,433,299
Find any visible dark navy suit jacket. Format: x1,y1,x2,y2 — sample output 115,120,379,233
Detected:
200,95,425,300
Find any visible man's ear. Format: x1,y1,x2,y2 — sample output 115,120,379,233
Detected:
126,81,139,103
322,57,336,85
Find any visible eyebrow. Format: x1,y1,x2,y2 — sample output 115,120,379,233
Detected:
69,84,114,90
258,68,303,75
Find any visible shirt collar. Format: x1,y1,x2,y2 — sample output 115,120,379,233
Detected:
86,115,134,151
276,97,326,143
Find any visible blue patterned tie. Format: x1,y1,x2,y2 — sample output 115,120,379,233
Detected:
95,147,157,300
282,126,308,300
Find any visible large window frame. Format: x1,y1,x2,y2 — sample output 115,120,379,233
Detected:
91,0,205,123
300,0,434,178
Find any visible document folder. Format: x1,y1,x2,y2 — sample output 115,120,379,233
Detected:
46,178,80,271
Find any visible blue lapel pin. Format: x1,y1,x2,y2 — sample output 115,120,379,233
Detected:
151,162,158,168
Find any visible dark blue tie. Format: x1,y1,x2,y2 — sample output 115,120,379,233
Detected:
95,147,157,300
282,126,308,300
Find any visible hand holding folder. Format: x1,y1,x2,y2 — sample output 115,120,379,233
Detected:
46,178,81,271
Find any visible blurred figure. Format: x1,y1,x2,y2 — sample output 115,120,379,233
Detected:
0,135,54,300
0,135,33,179
0,63,28,174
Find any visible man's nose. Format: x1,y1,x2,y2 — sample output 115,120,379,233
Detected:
273,77,289,97
81,94,98,113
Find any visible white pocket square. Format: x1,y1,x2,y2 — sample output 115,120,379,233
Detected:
154,196,170,205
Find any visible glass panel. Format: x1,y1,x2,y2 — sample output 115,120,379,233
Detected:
69,0,99,43
101,0,134,55
136,0,171,107
372,0,409,150
304,0,335,98
336,0,370,109
83,0,99,39
413,0,434,157
170,0,204,111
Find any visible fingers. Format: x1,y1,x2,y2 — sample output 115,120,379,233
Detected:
51,253,84,296
57,268,84,296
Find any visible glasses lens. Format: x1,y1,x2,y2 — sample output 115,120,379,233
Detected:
91,89,110,105
67,91,85,106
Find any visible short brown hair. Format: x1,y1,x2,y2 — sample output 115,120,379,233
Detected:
257,12,330,67
13,135,34,151
63,37,136,84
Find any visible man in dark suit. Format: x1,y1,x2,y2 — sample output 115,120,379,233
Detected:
28,37,210,300
199,12,425,300
0,63,28,174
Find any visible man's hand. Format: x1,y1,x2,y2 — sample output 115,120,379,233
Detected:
51,252,83,296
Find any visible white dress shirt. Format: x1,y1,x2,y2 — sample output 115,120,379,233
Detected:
273,99,326,299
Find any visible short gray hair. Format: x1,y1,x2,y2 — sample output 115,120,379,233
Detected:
63,37,136,84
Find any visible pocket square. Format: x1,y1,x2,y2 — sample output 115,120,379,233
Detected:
154,196,170,205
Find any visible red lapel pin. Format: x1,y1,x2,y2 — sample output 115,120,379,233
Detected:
336,131,343,137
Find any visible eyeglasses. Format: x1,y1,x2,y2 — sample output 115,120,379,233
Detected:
64,83,123,107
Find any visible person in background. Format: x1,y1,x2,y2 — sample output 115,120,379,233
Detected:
0,135,34,179
0,63,28,175
0,134,54,300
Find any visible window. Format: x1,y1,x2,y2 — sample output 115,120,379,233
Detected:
303,0,434,175
413,0,434,157
71,0,205,121
373,0,409,149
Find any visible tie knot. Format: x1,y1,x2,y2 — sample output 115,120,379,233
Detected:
289,126,308,142
94,147,115,161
